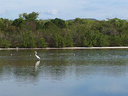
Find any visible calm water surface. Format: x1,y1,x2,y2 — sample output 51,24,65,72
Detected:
0,49,128,96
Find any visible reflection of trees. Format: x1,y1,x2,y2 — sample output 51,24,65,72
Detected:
0,60,41,84
13,66,39,84
0,50,128,84
75,65,127,79
13,61,41,84
41,62,66,81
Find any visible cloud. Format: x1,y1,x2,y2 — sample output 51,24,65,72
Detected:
46,9,58,15
0,10,9,15
41,9,59,15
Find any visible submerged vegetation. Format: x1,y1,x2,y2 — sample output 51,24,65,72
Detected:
0,12,128,48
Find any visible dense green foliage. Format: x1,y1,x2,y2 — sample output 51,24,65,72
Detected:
0,12,128,48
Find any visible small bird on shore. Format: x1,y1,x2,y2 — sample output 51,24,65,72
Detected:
35,51,40,60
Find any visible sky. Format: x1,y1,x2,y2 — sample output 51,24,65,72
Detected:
0,0,128,20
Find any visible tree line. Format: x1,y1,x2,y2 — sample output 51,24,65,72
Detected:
0,12,128,48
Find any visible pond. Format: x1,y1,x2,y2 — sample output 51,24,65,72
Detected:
0,49,128,96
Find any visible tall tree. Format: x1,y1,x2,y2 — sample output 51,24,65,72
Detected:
51,18,67,28
19,12,39,21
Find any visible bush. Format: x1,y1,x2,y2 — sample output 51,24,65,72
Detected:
2,40,11,48
21,31,36,48
38,38,48,48
54,34,65,47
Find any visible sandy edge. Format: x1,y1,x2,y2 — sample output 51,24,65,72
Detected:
1,47,128,50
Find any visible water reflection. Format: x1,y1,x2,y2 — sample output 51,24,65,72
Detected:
0,49,128,96
35,60,40,71
0,50,128,81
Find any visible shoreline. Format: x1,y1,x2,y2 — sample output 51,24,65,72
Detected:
1,47,128,50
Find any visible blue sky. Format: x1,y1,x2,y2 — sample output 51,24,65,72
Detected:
0,0,128,20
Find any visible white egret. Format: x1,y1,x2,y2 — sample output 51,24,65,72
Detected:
35,51,40,60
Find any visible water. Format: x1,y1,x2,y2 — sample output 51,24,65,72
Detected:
0,49,128,96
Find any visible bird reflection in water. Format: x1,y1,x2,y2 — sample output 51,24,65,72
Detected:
35,61,40,71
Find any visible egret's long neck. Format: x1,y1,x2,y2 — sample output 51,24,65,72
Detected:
35,52,37,55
